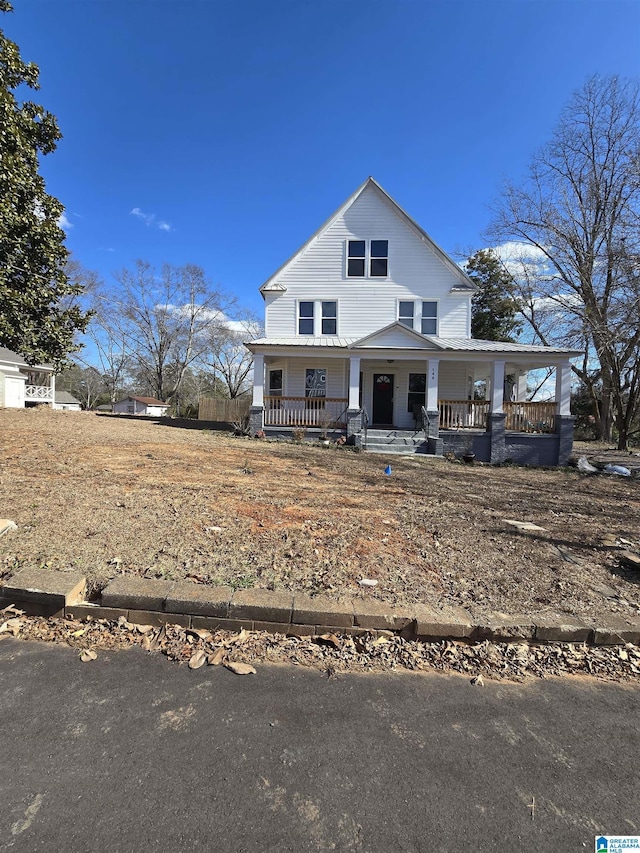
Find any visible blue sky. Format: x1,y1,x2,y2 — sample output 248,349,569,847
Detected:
7,0,640,317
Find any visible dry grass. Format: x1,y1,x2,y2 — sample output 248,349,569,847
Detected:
1,407,639,622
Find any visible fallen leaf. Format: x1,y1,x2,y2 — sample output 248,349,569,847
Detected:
470,674,484,687
359,578,378,587
231,628,250,645
225,661,256,675
315,633,341,650
71,629,86,637
208,648,226,666
80,649,97,662
187,628,212,641
0,618,22,636
141,635,153,652
136,624,154,634
188,650,207,670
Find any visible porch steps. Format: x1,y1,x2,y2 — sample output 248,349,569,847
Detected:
364,429,428,455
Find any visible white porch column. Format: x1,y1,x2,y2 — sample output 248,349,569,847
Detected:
426,358,439,411
348,356,361,410
252,353,264,407
490,360,505,413
515,371,528,402
555,361,572,415
50,372,56,407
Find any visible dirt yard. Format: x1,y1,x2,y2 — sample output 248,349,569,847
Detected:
1,407,639,623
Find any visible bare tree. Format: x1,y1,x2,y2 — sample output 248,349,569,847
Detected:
205,312,262,398
488,76,640,448
108,260,234,404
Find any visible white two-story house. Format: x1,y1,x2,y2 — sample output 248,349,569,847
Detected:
246,178,579,465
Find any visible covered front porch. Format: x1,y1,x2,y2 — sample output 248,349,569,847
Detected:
248,348,576,465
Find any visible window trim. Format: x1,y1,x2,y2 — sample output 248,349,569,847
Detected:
346,239,389,279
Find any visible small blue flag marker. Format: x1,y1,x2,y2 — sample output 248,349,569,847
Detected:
384,465,392,476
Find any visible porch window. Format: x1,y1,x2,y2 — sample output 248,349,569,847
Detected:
370,240,388,277
398,301,414,329
347,241,366,277
421,301,438,335
305,368,326,399
298,301,314,335
407,373,426,412
268,369,283,410
321,301,337,335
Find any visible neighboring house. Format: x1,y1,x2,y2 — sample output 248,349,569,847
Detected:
0,347,55,408
245,178,580,465
113,396,170,417
53,391,82,411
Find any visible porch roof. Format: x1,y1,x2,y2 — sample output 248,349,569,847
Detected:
0,347,54,371
247,335,581,357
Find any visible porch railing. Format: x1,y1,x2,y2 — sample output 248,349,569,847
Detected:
504,401,556,433
439,400,490,429
25,385,53,401
264,396,348,427
439,400,556,434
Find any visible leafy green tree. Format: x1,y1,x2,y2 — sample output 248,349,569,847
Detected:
0,1,89,367
467,249,522,342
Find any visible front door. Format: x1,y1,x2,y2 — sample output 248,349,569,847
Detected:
372,373,394,425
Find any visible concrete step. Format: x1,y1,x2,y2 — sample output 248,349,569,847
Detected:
364,441,428,455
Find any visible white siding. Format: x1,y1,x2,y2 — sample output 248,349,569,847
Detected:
265,183,472,340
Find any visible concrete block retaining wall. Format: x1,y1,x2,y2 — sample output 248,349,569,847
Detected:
2,569,640,647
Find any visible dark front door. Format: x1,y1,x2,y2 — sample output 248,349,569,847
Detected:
372,373,394,425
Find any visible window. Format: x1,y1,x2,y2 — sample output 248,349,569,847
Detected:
269,369,283,395
370,240,388,277
421,301,438,335
407,373,426,413
398,301,414,329
305,368,326,398
347,241,366,277
321,301,337,335
298,301,314,335
347,240,388,277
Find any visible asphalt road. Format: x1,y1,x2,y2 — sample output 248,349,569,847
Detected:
0,638,638,853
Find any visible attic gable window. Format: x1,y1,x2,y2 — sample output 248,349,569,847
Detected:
370,240,388,277
347,240,389,278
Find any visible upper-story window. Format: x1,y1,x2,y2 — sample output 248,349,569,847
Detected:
298,301,314,335
297,300,339,336
397,299,439,335
347,240,388,278
321,301,337,335
421,301,438,335
398,301,414,329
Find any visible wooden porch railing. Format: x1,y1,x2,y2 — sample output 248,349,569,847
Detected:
439,400,557,434
504,401,556,433
439,400,490,429
25,385,53,401
264,396,348,427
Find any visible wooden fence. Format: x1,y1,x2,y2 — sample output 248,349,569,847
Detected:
198,396,251,423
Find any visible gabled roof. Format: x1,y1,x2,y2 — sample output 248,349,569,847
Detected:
0,347,53,371
55,391,82,404
117,395,169,407
259,177,478,295
349,322,444,350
